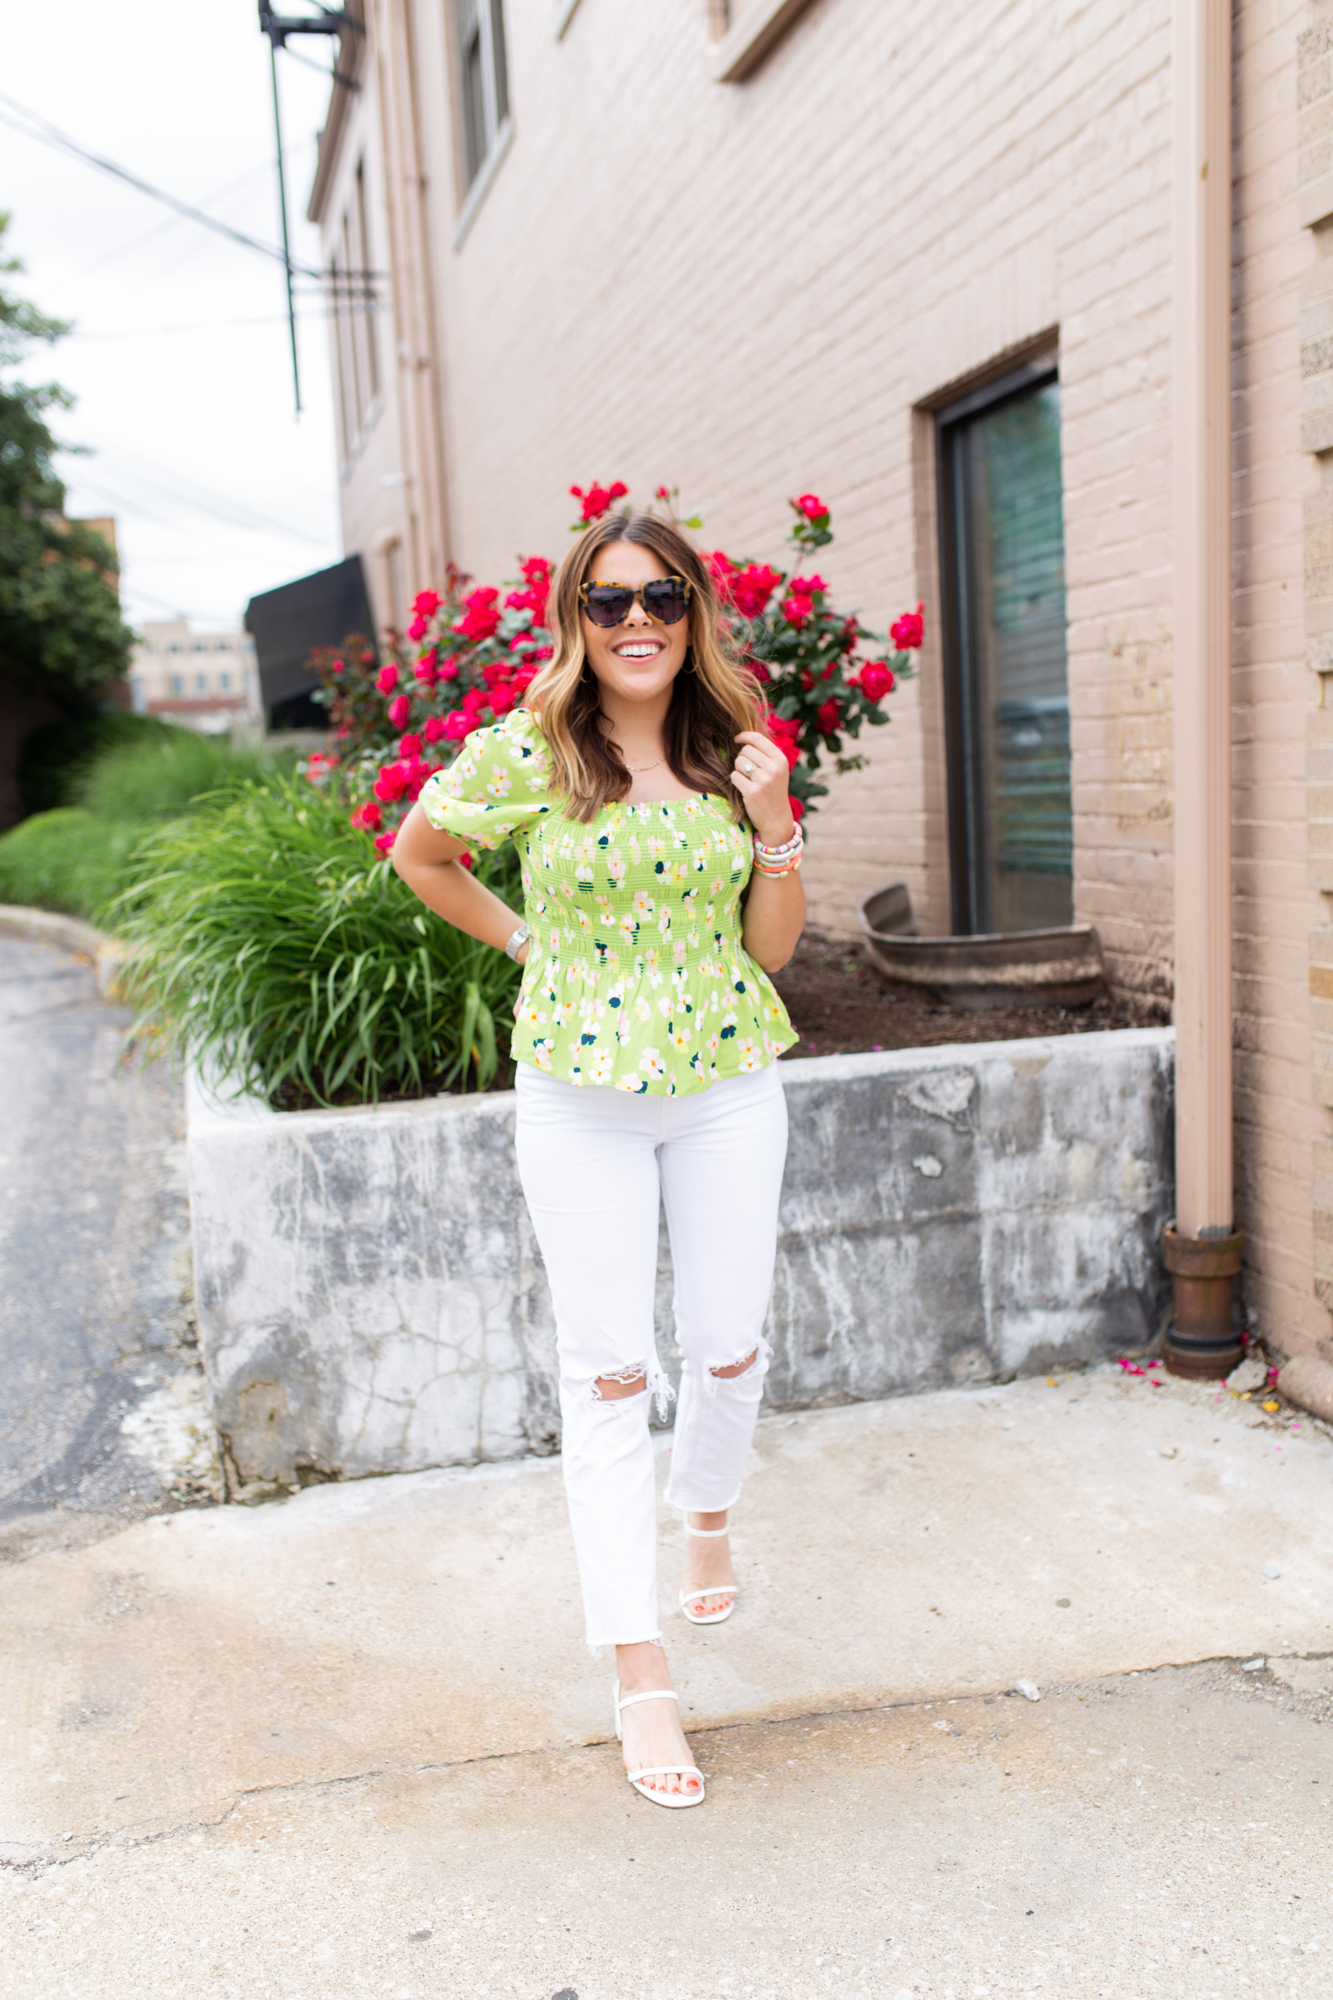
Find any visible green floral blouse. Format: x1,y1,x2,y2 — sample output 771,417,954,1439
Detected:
418,709,798,1095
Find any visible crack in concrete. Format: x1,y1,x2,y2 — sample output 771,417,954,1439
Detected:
6,1649,1328,1880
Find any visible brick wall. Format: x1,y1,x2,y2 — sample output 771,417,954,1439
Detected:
318,0,1328,1357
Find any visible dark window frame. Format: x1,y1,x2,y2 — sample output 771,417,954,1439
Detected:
935,358,1066,935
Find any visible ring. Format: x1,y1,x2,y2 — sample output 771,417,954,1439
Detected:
741,760,755,776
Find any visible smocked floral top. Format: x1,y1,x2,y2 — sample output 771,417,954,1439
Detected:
418,708,798,1095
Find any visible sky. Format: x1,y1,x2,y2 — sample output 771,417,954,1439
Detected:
1,0,346,633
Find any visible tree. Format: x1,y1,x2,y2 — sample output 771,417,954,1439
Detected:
0,212,133,698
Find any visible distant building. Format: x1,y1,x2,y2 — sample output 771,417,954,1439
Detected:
130,621,261,734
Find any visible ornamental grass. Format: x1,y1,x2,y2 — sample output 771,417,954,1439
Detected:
112,776,521,1109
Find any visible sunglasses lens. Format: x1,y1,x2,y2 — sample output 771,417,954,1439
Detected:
584,587,634,627
642,581,689,625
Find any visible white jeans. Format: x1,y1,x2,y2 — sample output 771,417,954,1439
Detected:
514,1062,788,1648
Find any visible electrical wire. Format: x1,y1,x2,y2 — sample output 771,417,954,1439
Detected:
61,144,315,284
0,90,323,278
65,463,336,548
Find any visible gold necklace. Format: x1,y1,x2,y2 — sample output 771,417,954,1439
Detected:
625,755,664,774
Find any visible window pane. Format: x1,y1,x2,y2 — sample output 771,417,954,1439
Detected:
459,3,487,183
489,0,509,124
945,379,1072,934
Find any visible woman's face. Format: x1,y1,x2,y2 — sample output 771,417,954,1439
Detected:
579,540,691,707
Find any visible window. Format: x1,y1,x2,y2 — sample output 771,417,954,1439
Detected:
937,364,1072,935
331,157,380,458
170,674,183,696
196,673,208,693
220,672,232,692
458,0,509,186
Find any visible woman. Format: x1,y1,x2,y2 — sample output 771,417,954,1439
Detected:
392,513,805,1808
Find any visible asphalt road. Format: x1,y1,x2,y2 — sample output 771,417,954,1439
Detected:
0,934,207,1560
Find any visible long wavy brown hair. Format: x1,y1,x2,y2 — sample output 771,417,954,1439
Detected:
526,513,766,825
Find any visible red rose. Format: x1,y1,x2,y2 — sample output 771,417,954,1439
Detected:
412,588,442,620
423,715,447,744
859,662,895,701
570,480,629,522
398,732,423,758
817,696,842,735
490,682,516,715
789,574,826,597
438,655,459,681
443,709,472,742
458,850,474,871
733,563,782,619
388,694,411,728
376,664,399,694
373,762,408,803
747,660,771,684
890,602,925,650
782,594,814,628
793,494,827,523
415,651,438,685
374,830,397,854
455,586,501,643
407,614,429,643
462,686,489,715
350,800,382,831
330,657,345,674
788,792,805,821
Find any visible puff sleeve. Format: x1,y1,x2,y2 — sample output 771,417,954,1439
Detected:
417,709,554,850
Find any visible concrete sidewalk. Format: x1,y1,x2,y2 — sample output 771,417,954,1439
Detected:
2,1365,1331,1997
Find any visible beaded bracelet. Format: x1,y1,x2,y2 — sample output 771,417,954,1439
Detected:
752,826,804,878
753,828,803,861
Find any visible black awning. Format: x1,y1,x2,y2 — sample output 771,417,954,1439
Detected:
244,555,375,714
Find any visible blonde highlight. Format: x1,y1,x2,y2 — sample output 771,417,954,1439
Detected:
525,514,767,825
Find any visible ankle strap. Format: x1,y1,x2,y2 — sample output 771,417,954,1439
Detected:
617,1687,680,1712
683,1516,730,1538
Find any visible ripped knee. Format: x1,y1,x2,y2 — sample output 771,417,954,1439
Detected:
709,1347,759,1381
591,1364,649,1403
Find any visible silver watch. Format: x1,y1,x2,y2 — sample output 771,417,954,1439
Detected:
503,923,530,962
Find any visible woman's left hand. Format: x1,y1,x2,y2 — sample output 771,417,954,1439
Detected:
732,732,796,847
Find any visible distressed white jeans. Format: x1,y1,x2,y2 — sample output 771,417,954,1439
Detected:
514,1061,788,1648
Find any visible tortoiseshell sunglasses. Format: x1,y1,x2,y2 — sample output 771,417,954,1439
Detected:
577,575,693,628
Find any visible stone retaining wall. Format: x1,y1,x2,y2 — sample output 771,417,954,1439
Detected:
186,1029,1174,1491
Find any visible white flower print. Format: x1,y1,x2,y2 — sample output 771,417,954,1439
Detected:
736,1039,763,1072
607,851,627,887
616,1073,648,1093
634,997,652,1022
657,994,674,1018
706,1034,720,1057
523,1002,549,1027
486,770,512,799
639,1048,667,1079
532,1038,554,1071
631,890,654,919
591,1051,615,1084
669,1021,693,1050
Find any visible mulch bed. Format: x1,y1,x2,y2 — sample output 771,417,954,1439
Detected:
772,932,1159,1060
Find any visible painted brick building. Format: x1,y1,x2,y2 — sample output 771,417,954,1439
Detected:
305,0,1333,1364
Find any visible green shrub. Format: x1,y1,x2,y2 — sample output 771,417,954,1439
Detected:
17,712,175,815
0,728,300,922
0,807,146,921
113,777,522,1109
74,729,292,823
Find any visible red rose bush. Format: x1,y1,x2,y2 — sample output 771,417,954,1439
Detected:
307,483,922,849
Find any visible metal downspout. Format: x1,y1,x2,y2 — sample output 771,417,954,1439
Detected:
1163,0,1242,1376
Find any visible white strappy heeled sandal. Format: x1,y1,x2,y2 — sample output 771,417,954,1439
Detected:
679,1514,737,1626
612,1680,706,1808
